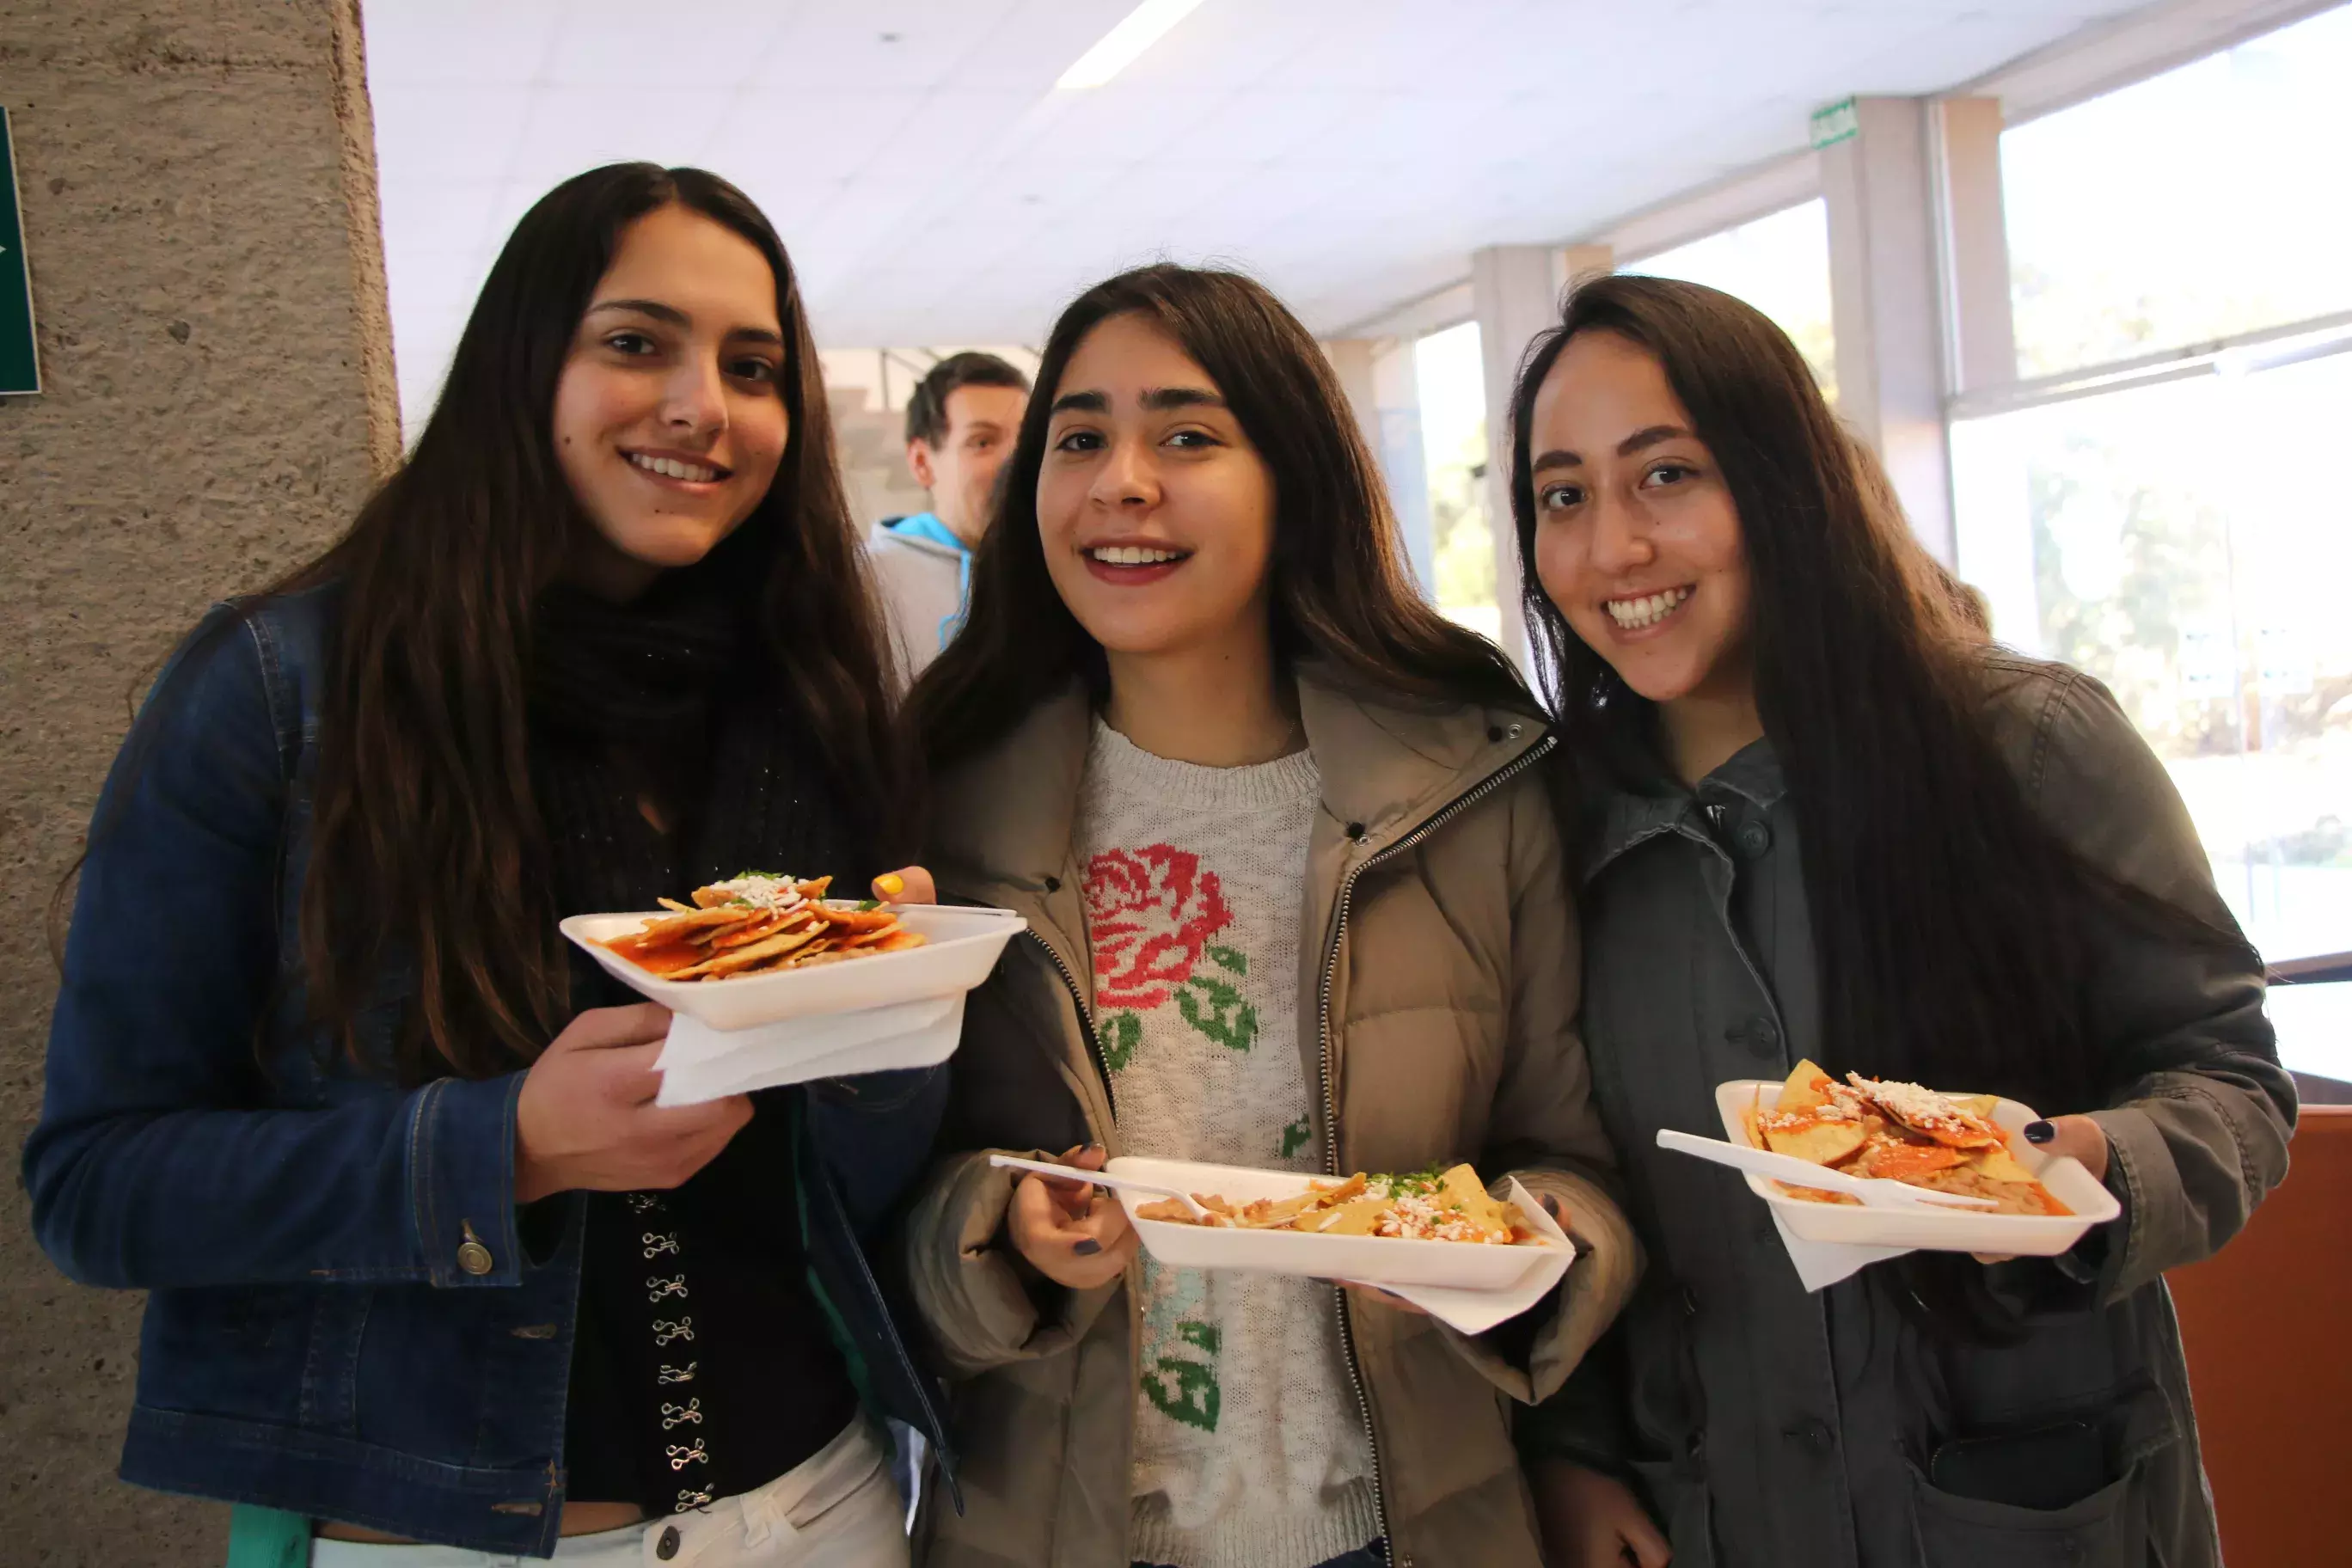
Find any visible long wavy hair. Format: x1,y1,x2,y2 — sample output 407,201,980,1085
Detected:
272,163,903,1082
911,264,1533,772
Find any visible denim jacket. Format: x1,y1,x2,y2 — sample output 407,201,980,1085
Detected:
22,585,957,1556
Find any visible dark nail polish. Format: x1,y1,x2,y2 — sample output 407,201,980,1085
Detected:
2023,1120,2055,1144
1072,1239,1102,1256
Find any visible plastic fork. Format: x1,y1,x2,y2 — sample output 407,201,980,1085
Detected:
1656,1129,1999,1209
986,1154,1216,1220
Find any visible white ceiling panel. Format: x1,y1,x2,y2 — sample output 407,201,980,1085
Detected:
364,0,2175,424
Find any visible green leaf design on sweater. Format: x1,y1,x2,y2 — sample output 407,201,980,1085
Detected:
1206,944,1247,977
1176,974,1258,1051
1142,1320,1222,1431
1103,1009,1142,1071
1279,1117,1312,1159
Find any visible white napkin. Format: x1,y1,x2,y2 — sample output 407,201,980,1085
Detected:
1347,1178,1577,1334
1771,1207,1911,1291
653,995,964,1106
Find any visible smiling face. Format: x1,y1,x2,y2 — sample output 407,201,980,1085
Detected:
910,383,1029,547
1527,329,1753,710
1036,313,1277,661
551,203,790,600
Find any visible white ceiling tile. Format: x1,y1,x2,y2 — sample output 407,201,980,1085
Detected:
369,86,534,183
376,178,505,261
541,0,796,86
360,0,559,87
498,84,741,192
369,0,2190,348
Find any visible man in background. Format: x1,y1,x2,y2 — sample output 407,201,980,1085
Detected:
868,352,1031,679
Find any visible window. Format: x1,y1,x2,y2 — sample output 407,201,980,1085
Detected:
1626,199,1838,401
2002,6,2352,378
1413,321,1501,642
1951,7,2352,967
1951,344,2352,965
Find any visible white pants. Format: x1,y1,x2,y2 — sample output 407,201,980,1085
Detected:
311,1419,908,1568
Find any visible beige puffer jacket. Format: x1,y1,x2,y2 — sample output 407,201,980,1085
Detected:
903,671,1643,1568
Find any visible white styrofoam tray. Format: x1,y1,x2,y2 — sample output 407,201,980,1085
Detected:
1107,1155,1572,1293
1713,1079,2120,1256
560,904,1026,1031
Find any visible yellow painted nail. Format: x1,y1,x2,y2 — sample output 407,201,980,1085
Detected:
874,873,905,897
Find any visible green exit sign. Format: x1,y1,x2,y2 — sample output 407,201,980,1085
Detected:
1,107,40,396
1810,96,1859,150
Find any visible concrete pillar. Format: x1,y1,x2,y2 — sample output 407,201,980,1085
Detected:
1932,97,2016,398
0,3,397,1559
1471,245,1562,665
1821,96,1959,564
1557,242,1614,300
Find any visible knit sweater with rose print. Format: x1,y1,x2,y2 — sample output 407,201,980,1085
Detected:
1075,720,1379,1568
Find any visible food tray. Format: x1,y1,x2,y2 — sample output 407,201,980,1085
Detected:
560,905,1026,1031
1713,1080,2120,1255
1108,1155,1571,1291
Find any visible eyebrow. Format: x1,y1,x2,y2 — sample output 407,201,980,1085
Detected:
585,297,784,347
1141,386,1225,412
1528,424,1694,475
1047,385,1228,417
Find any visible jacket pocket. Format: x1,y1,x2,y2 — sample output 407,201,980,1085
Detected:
1907,1463,2148,1568
1906,1381,2177,1568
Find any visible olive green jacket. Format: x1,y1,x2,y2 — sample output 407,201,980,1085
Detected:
1522,654,2295,1568
903,671,1642,1567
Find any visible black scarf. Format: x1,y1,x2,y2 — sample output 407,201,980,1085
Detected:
527,573,866,960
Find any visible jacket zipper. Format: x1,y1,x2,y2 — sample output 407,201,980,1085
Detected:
1025,928,1115,1119
1316,732,1558,1568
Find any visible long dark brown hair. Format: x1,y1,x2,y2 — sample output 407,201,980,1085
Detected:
1509,273,2240,1121
269,164,903,1081
912,264,1532,770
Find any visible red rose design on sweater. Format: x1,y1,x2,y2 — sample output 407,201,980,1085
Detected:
1084,845,1233,1010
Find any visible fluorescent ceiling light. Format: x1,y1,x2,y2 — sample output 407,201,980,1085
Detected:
1056,0,1207,90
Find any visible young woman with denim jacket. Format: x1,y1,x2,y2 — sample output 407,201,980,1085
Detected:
24,165,952,1564
1504,276,2295,1568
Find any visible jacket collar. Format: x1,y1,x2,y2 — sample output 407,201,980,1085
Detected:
930,663,1550,895
1583,734,1785,884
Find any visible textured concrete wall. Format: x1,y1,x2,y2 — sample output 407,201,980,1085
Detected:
0,2,395,1559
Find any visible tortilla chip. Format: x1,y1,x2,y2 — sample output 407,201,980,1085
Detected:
1777,1059,1834,1114
1764,1118,1871,1167
1857,1140,1968,1181
709,911,806,950
816,905,900,933
1966,1139,2039,1185
1951,1093,2000,1118
1306,1197,1390,1235
622,941,710,977
666,924,820,979
610,905,752,950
